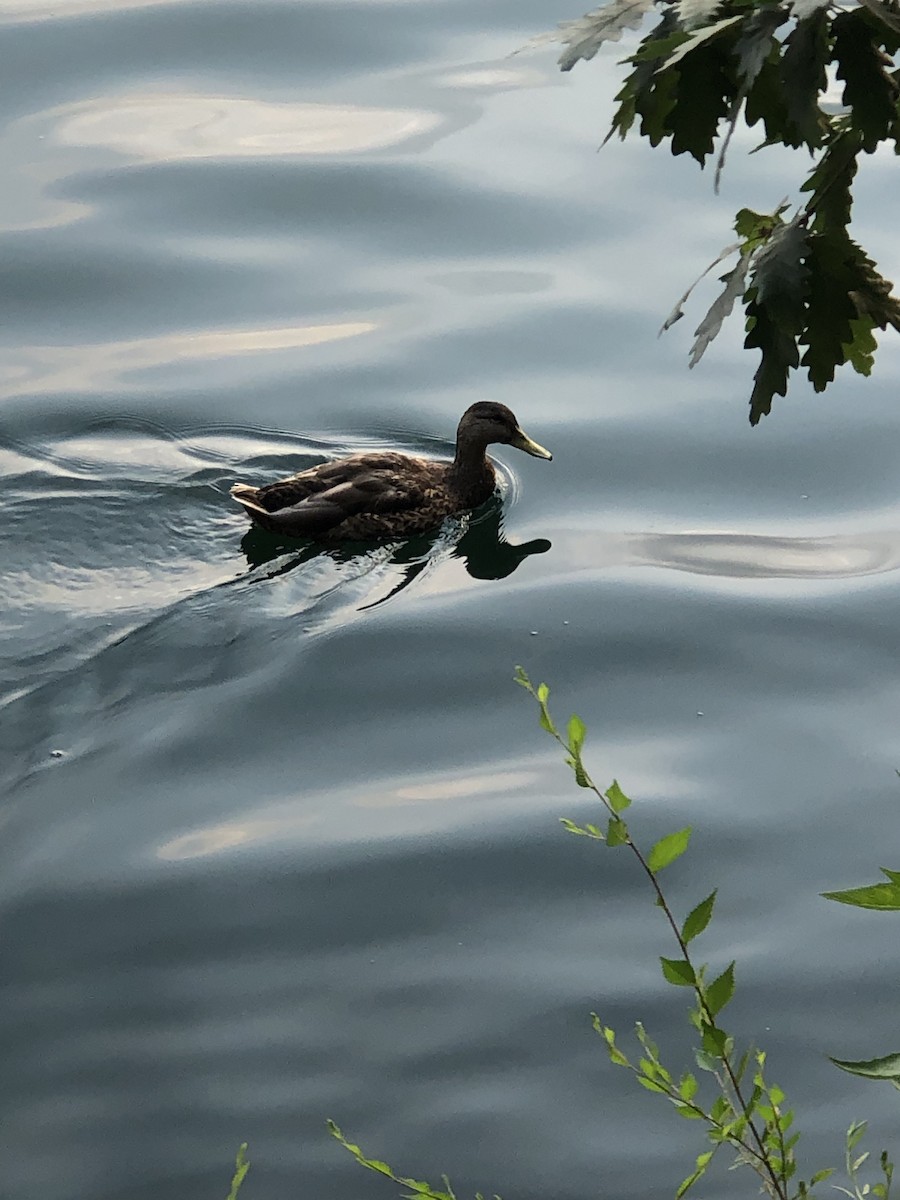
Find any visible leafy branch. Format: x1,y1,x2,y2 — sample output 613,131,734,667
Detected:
513,667,803,1200
527,0,900,422
321,675,898,1200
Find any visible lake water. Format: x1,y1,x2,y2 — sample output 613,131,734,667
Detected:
2,2,900,1198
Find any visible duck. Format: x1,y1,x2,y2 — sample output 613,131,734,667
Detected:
230,401,552,540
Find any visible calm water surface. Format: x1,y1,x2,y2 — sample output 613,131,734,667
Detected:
2,1,900,1198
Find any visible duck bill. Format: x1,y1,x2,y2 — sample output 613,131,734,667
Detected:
510,426,553,461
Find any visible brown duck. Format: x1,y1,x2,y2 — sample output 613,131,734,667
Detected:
230,401,552,540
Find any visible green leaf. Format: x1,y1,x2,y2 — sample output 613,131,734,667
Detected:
802,128,860,235
226,1143,251,1200
810,1169,836,1186
606,816,629,846
567,713,586,753
679,1071,699,1101
551,0,661,72
744,217,810,423
535,682,554,734
605,779,632,813
674,1102,704,1119
779,9,829,148
560,817,592,837
709,1094,731,1122
661,13,743,68
823,868,900,910
844,315,878,377
606,12,683,146
681,890,717,944
734,207,772,241
713,8,785,186
800,231,861,390
689,256,752,366
636,1075,669,1094
701,1022,728,1056
647,827,692,873
667,38,739,164
859,0,900,36
833,9,900,151
831,1051,900,1081
676,1149,716,1198
660,956,697,986
705,962,736,1016
752,217,810,326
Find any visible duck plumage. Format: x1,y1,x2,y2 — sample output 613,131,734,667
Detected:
230,401,551,540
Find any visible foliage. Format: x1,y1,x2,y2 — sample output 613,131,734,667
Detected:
326,672,896,1200
821,865,900,1085
226,1143,250,1200
823,866,900,911
529,0,900,423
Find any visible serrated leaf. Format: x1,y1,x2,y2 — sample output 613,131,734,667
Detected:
780,9,830,148
709,1094,730,1121
660,240,741,333
800,232,860,389
647,827,691,873
850,256,900,333
712,9,785,189
745,217,810,422
858,0,900,37
701,1022,728,1055
681,890,717,943
832,1052,900,1080
679,1072,699,1101
752,217,810,323
662,13,743,68
537,0,660,72
735,9,784,88
605,780,632,812
823,867,900,910
695,1047,719,1074
734,207,774,241
844,315,878,376
790,0,829,17
744,52,793,143
678,0,722,30
705,961,736,1016
668,37,740,163
606,816,629,845
661,956,696,986
833,9,900,151
689,255,751,366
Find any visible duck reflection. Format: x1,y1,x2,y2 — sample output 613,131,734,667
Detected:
240,500,550,599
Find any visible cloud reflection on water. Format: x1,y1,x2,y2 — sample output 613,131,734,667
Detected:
548,527,900,583
55,94,443,161
1,320,376,396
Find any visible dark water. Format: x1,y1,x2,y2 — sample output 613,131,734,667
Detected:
3,2,900,1198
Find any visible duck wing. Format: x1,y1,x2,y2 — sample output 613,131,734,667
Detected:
231,452,440,536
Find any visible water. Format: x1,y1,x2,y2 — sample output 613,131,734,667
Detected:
2,2,900,1198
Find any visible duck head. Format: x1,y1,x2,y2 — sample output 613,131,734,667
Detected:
457,401,552,460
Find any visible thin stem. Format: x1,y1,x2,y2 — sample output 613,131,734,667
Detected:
526,680,788,1200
